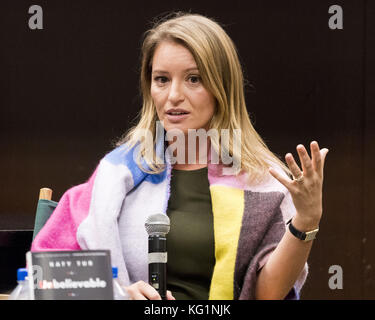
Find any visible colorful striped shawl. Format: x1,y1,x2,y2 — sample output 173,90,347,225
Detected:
31,141,308,299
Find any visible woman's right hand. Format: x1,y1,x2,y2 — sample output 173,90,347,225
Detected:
124,281,176,300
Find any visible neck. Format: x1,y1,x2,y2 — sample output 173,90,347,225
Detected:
170,135,210,171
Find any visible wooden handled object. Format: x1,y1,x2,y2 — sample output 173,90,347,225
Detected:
39,188,53,200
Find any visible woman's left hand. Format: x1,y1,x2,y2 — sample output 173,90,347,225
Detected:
269,141,329,230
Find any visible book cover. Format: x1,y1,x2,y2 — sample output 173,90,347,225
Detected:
26,250,114,300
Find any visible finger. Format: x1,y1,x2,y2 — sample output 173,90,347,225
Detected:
285,153,303,179
296,144,313,176
130,291,148,300
310,141,322,172
269,167,292,191
137,282,162,300
125,285,148,300
167,290,176,300
320,148,329,173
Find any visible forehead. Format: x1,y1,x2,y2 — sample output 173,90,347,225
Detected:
152,41,198,72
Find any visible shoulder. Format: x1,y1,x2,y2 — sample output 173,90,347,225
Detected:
102,142,135,166
209,162,290,195
100,141,147,173
94,142,144,186
239,163,295,223
243,164,296,223
244,165,290,195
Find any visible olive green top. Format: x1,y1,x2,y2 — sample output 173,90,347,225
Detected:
166,167,215,300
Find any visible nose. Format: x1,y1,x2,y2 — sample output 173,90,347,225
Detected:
168,79,185,105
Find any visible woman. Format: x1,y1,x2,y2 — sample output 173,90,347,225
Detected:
31,12,329,300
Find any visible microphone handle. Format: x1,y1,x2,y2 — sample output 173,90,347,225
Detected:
148,235,167,300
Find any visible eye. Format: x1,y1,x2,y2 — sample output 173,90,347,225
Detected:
153,76,169,84
188,75,201,84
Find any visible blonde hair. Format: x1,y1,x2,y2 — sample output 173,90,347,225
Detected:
117,11,290,182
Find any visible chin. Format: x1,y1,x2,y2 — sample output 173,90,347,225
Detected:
165,128,189,137
163,123,189,134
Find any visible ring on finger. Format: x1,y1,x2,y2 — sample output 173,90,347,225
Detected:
293,173,304,182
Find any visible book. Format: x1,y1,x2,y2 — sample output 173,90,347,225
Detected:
26,250,114,300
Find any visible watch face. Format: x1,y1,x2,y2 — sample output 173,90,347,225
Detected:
304,230,319,242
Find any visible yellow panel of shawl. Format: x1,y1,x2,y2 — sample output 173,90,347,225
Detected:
208,185,244,300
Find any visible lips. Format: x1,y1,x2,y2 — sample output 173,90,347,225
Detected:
165,108,190,115
165,108,190,122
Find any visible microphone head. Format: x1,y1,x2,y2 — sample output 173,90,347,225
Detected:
145,213,170,236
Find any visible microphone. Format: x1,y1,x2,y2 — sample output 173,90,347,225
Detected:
145,213,170,300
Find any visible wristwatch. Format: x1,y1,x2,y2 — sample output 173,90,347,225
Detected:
286,218,319,242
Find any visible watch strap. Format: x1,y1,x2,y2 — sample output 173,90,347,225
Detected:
286,218,319,242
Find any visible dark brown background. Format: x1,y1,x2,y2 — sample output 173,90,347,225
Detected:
0,0,374,299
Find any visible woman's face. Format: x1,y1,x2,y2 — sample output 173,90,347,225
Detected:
151,41,216,134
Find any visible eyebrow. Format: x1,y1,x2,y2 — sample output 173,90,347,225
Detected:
152,67,199,74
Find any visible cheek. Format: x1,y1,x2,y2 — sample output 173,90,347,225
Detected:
151,87,165,117
197,92,216,118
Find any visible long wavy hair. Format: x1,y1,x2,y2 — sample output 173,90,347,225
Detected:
117,11,290,182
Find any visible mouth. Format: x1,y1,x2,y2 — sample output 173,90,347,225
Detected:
165,108,190,115
165,109,190,122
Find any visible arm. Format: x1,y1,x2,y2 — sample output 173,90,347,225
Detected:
256,141,329,300
255,215,315,299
